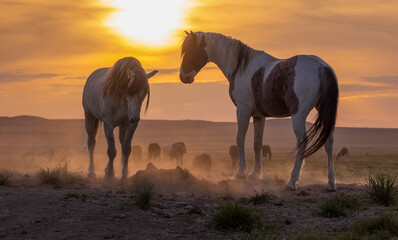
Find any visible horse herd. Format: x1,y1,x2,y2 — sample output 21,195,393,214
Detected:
82,31,341,190
130,143,273,173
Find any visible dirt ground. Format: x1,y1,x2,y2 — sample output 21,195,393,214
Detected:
1,158,397,240
0,117,397,239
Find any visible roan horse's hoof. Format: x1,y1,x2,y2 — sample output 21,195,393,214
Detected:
249,170,262,180
87,172,96,179
104,168,115,179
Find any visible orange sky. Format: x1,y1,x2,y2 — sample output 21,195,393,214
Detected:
0,0,397,128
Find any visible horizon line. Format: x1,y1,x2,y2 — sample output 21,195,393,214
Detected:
1,115,397,130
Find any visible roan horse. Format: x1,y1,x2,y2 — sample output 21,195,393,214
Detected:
82,57,158,179
179,31,339,190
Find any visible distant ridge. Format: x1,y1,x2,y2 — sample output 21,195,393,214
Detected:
0,115,397,130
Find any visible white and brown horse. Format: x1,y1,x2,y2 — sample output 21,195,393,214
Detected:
82,57,158,179
179,32,339,190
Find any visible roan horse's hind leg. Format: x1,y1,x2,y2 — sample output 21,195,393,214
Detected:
286,114,308,190
325,135,336,191
85,111,99,179
249,116,265,179
104,122,116,178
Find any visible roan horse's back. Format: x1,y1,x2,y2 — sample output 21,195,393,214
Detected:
82,68,109,120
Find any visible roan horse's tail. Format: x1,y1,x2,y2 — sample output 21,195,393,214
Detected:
302,66,339,158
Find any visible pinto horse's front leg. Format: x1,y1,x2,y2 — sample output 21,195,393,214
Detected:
249,116,265,179
235,107,251,180
121,123,138,179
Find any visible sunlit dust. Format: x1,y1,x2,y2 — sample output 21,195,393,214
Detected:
105,0,194,47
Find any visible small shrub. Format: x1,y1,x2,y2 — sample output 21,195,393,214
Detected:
241,226,278,240
319,194,361,218
294,231,330,240
64,193,80,199
211,201,262,232
247,191,275,205
133,179,154,210
365,174,397,206
351,213,398,238
0,169,13,186
36,161,80,186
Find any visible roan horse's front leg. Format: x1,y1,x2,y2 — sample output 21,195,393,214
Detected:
235,107,251,180
104,123,116,178
120,123,138,179
249,116,265,179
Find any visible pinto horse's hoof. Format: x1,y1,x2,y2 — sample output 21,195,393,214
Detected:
285,178,298,190
327,181,337,191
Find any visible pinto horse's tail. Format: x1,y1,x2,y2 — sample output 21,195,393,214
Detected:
302,66,339,158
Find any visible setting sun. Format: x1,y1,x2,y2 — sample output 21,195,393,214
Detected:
105,0,193,46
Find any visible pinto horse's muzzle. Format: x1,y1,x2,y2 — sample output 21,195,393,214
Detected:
179,68,195,84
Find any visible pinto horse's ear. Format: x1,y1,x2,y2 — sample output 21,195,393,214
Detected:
127,69,135,88
184,30,189,35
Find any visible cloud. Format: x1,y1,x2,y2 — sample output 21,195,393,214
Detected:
147,66,217,75
362,76,398,86
0,72,63,83
339,83,395,93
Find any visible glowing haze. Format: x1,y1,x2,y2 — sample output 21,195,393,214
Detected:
0,0,397,128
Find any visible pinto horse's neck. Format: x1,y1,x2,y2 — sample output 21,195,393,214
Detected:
203,33,266,82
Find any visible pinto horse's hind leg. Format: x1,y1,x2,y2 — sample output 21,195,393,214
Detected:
120,123,138,179
85,111,99,179
104,122,116,178
235,107,251,180
249,116,265,179
286,114,308,190
325,135,336,191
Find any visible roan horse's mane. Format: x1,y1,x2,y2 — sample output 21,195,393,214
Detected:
102,57,148,99
181,32,257,80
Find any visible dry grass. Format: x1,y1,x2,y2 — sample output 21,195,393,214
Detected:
36,161,82,186
365,174,397,206
0,169,13,186
319,193,361,218
132,179,154,210
211,201,262,232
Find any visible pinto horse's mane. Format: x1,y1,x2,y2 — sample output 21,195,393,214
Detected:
102,57,148,100
181,32,257,80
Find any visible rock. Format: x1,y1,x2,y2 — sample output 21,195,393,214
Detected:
186,206,202,215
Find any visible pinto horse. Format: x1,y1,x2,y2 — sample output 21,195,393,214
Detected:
82,57,158,179
179,32,339,190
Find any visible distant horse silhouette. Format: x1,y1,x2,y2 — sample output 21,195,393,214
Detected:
162,144,172,160
180,31,339,190
192,153,212,173
336,147,349,161
23,145,55,162
82,57,158,179
148,143,161,161
131,145,142,163
262,145,272,160
229,145,238,167
170,142,186,166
